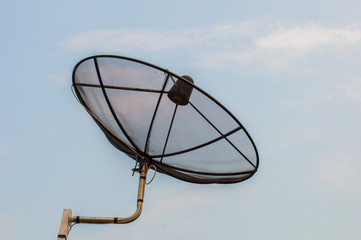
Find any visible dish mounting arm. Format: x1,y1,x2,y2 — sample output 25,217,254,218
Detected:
57,163,148,239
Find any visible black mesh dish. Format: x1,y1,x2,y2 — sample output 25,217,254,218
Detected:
72,55,259,184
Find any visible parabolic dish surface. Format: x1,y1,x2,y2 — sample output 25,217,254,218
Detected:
72,55,259,184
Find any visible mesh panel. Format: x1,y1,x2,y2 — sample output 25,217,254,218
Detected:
97,57,166,90
146,92,176,155
157,136,255,174
72,55,259,184
157,95,221,155
188,89,239,134
74,58,100,85
227,129,258,167
106,89,160,151
76,85,133,148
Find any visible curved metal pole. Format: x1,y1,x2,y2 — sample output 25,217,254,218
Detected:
71,164,147,224
57,164,148,239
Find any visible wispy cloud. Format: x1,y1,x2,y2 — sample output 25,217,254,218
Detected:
62,29,190,52
61,22,257,53
195,24,361,71
61,22,361,63
308,78,361,103
255,24,361,53
340,79,361,102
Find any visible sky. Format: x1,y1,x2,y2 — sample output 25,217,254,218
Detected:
1,0,361,239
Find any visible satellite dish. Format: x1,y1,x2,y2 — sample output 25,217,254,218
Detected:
58,55,259,239
72,55,258,183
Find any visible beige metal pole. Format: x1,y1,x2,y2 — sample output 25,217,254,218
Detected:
57,163,148,239
70,164,147,224
57,209,72,240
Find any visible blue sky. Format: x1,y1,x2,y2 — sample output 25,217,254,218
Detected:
1,1,361,239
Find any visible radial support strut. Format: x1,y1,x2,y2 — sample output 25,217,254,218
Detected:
57,163,148,239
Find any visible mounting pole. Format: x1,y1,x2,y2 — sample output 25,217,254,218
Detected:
57,209,72,240
57,163,148,239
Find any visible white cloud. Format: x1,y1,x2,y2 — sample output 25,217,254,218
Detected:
255,24,361,54
341,79,361,102
61,22,258,53
197,25,361,71
60,22,361,78
62,29,190,52
62,22,361,59
309,78,361,103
